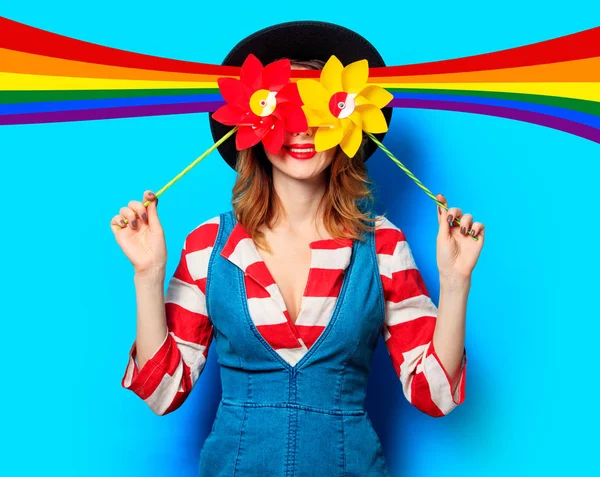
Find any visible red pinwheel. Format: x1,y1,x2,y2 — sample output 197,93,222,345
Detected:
212,54,308,153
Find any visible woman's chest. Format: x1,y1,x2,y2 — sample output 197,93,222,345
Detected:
257,238,313,326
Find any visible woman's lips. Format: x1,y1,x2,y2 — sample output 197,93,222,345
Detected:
283,144,317,160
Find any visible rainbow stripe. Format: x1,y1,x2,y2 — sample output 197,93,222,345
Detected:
1,17,598,143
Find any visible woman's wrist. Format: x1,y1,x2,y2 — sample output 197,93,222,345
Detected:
134,266,166,286
439,272,471,292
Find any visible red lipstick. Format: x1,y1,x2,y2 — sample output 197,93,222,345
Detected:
283,143,317,160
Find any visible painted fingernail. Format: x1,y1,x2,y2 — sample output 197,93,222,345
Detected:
461,226,466,234
131,220,137,228
438,206,441,215
142,213,148,222
448,215,453,225
120,219,126,226
148,192,155,198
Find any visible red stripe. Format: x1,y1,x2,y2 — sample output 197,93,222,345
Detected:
385,316,436,367
381,268,431,302
296,325,325,349
428,341,467,406
245,261,276,288
221,223,251,261
304,268,344,297
369,27,600,77
256,322,303,349
196,277,207,295
122,342,140,386
186,222,219,253
310,238,353,250
165,302,213,346
173,249,195,284
163,391,188,415
374,227,406,255
410,373,443,417
124,335,179,399
244,275,271,299
0,17,239,75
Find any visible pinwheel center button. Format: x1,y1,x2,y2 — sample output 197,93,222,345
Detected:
250,89,277,117
329,92,356,119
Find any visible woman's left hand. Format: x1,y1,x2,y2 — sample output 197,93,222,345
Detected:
435,193,485,280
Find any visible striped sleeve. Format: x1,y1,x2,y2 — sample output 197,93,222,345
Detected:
121,215,220,415
375,216,467,418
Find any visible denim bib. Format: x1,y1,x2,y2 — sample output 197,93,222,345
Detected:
202,210,389,476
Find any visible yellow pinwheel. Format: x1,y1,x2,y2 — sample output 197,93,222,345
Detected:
296,55,393,158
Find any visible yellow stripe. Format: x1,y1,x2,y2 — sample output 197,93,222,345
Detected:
0,72,218,90
2,74,598,102
371,82,600,102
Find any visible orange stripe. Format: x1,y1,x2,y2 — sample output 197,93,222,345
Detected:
367,56,600,84
0,47,229,82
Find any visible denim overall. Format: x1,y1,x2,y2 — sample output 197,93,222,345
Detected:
201,210,390,476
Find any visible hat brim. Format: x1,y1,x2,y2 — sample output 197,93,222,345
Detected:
209,20,393,170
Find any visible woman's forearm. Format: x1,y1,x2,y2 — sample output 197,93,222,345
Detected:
432,274,470,390
133,267,168,370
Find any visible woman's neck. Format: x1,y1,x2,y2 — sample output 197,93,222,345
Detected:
271,167,327,236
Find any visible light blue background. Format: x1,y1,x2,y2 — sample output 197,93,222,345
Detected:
1,2,599,475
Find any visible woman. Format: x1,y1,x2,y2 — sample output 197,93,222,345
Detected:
111,21,484,476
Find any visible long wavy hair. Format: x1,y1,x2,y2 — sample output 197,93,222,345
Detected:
231,59,380,252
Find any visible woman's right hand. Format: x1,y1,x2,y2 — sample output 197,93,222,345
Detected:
110,190,167,276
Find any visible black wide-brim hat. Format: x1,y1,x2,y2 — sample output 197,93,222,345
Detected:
209,20,393,170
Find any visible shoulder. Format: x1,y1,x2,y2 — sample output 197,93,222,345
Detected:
373,214,408,256
372,214,419,277
182,214,222,254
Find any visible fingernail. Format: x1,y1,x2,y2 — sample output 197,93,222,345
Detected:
120,219,126,226
461,226,466,234
148,192,155,198
131,220,137,228
448,215,453,225
438,206,441,215
142,213,148,222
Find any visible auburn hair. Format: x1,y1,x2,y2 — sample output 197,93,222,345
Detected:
231,59,380,252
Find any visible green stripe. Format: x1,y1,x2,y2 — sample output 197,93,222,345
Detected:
1,87,597,117
386,88,600,116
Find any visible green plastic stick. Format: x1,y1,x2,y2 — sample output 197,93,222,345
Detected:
367,133,478,241
118,126,238,228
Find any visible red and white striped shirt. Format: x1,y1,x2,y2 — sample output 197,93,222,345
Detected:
122,214,467,417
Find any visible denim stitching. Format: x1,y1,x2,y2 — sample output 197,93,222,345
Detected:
232,405,247,477
205,212,226,321
369,217,386,329
220,399,366,416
